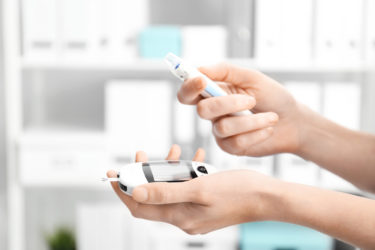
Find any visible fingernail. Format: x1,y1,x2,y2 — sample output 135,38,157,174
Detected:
268,113,278,123
134,187,148,202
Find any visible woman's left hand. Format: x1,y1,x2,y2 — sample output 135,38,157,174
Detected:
107,144,282,234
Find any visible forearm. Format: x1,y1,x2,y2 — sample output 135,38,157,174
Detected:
296,104,375,192
267,181,375,249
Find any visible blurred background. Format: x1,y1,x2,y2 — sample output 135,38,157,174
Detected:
1,0,375,249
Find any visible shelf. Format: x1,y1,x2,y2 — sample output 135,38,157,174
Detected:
22,58,169,72
21,58,374,73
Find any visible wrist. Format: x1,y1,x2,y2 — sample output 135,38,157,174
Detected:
243,173,287,222
294,103,331,158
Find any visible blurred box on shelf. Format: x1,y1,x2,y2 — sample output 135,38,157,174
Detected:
22,0,59,62
145,223,238,250
315,0,363,66
105,80,172,161
208,137,274,175
18,131,107,187
284,81,322,113
323,82,361,131
174,100,196,144
139,26,181,58
22,0,149,63
77,202,238,250
100,0,149,62
240,221,332,250
242,156,274,176
278,154,319,186
255,0,313,64
365,0,375,64
182,26,227,64
77,203,132,250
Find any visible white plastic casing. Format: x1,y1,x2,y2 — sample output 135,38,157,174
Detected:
165,53,252,116
117,161,216,196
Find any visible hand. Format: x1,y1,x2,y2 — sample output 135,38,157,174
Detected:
177,63,307,156
107,145,281,234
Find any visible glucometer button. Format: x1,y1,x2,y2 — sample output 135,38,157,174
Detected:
197,166,208,174
119,183,127,192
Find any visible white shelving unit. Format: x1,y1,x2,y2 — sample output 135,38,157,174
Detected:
3,0,24,250
3,0,375,249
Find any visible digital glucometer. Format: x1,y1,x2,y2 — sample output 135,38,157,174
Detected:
164,52,252,116
103,160,217,196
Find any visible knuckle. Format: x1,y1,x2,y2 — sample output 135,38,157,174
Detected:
177,91,185,104
196,102,210,119
233,135,245,149
232,97,243,108
225,137,246,156
214,120,230,137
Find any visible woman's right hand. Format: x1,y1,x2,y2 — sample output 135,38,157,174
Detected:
177,63,309,157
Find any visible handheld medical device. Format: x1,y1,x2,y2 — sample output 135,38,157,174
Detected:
103,160,217,196
164,53,252,116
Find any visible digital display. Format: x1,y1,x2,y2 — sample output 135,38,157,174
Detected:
147,161,193,182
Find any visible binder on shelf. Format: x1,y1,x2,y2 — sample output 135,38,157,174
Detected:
315,0,364,65
255,0,313,64
208,137,273,174
105,80,172,160
284,81,322,113
182,26,227,64
100,0,149,62
208,137,244,171
59,0,99,61
22,0,58,62
18,132,107,186
365,0,375,64
323,82,361,130
145,223,238,250
174,100,195,144
278,154,319,186
197,118,212,138
255,0,283,62
279,0,313,63
77,203,131,250
244,156,274,176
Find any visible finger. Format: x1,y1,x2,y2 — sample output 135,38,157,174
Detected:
177,77,206,105
136,151,148,162
199,63,263,86
197,94,255,120
132,181,202,205
107,170,175,223
165,144,181,160
106,170,139,211
213,112,279,138
218,127,274,156
129,202,175,223
193,148,205,162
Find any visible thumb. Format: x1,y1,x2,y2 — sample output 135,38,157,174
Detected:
132,181,198,205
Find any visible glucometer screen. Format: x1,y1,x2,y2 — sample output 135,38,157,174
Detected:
143,161,194,182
